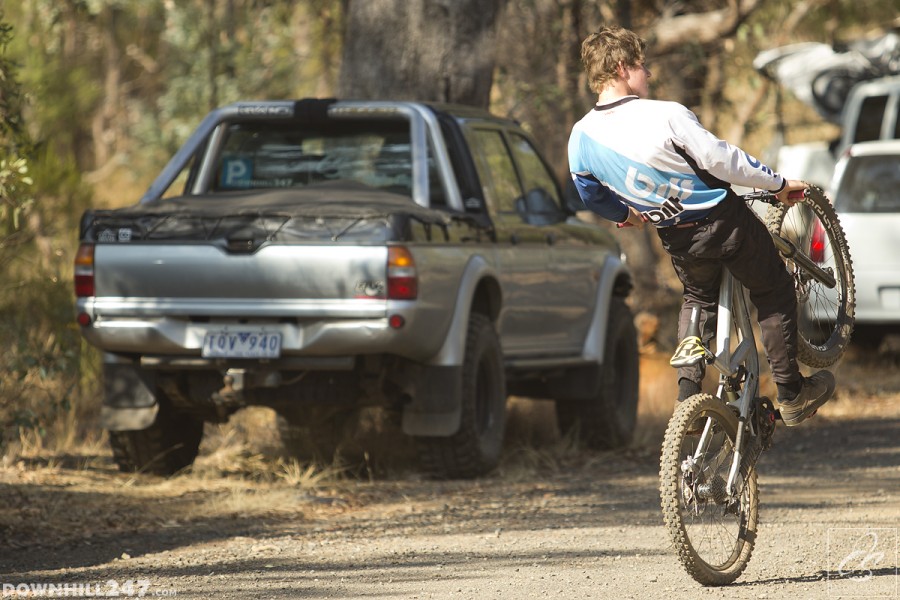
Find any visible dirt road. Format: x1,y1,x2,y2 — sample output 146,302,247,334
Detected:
2,349,899,599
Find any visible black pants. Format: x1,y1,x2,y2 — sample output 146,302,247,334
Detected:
657,194,800,386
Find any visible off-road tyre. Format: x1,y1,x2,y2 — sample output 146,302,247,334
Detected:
765,184,855,368
416,313,507,479
659,393,759,586
109,401,204,476
556,298,639,449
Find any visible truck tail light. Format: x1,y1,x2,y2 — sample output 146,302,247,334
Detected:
809,220,826,263
387,246,417,300
74,243,95,297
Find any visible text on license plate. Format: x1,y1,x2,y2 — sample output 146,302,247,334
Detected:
202,331,282,358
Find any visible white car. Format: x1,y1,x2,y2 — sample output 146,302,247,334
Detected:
828,140,900,346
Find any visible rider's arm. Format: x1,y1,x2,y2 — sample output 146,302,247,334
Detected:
571,172,633,224
669,105,786,192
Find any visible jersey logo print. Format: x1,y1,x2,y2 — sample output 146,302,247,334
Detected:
643,197,686,224
624,166,694,202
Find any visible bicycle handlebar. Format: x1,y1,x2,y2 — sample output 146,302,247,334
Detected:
742,189,806,205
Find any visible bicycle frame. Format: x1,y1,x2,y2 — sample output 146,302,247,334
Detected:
682,270,760,503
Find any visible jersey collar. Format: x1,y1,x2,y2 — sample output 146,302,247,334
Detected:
594,95,639,111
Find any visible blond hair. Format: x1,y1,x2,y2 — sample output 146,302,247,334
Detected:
581,26,647,93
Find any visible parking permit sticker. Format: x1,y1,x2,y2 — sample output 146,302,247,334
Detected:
220,158,253,188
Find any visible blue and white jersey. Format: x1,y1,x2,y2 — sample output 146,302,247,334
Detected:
568,96,785,227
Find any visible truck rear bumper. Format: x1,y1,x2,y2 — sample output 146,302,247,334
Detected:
80,313,442,363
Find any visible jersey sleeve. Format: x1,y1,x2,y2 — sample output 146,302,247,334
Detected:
571,173,630,223
568,127,630,223
669,105,786,192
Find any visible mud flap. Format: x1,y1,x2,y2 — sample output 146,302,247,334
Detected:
399,364,463,436
102,363,160,431
101,405,159,431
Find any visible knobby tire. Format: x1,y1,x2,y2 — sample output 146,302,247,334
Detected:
765,185,855,368
660,393,759,586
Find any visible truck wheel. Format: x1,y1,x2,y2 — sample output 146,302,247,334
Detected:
108,401,204,476
276,406,351,463
417,313,507,479
556,298,639,449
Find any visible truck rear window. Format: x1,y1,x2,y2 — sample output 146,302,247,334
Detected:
212,120,416,195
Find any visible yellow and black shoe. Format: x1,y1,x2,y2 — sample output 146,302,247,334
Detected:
670,335,709,368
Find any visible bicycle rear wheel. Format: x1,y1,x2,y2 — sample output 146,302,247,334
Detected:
660,393,759,585
765,184,855,368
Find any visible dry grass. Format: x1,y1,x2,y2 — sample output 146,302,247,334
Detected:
0,353,689,481
4,343,897,488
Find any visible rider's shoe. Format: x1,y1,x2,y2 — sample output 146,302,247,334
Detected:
778,370,835,426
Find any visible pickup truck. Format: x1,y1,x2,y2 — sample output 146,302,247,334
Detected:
74,99,638,479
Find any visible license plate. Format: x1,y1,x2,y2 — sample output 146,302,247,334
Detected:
202,330,282,359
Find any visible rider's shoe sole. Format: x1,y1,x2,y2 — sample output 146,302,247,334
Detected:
781,397,829,427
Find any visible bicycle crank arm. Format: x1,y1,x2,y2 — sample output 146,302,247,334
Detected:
770,233,837,288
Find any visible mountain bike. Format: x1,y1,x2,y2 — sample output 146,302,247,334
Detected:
658,185,855,585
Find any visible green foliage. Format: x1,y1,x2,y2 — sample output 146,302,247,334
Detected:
0,157,33,233
0,15,28,150
0,132,97,453
144,1,342,161
0,9,34,239
0,8,99,454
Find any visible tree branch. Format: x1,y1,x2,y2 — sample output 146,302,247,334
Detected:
647,0,761,54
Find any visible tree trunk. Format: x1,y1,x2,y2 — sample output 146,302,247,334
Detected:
91,5,121,172
338,0,505,106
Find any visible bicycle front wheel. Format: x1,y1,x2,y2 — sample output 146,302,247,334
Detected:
660,393,759,586
765,184,855,368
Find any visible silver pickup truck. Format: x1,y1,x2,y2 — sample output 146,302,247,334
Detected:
74,99,638,478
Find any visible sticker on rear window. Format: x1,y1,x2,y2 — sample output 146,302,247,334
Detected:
220,158,253,189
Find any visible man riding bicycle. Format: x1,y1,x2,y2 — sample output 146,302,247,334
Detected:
567,26,834,424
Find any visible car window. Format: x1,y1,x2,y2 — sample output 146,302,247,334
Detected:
466,129,523,215
894,101,900,139
836,154,900,212
852,95,888,144
211,120,414,194
508,133,565,224
508,134,561,206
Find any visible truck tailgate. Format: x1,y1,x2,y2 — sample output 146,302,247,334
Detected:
95,243,388,303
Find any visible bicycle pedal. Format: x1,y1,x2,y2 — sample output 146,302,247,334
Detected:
670,335,708,368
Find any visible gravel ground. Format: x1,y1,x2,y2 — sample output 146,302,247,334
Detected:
2,349,899,599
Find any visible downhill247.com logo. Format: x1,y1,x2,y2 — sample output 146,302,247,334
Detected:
1,580,176,597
